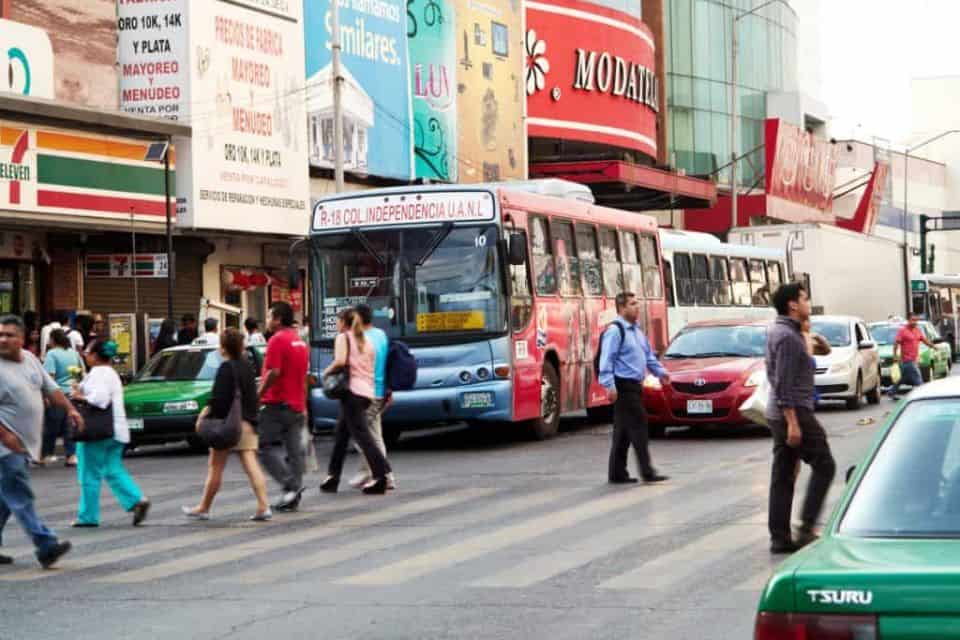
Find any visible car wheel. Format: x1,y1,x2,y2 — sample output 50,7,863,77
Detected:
528,363,560,440
586,405,614,423
867,372,881,405
921,365,932,383
846,374,863,410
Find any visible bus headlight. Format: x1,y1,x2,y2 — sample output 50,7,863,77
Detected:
744,370,766,388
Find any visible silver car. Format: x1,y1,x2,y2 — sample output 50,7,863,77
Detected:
811,315,881,409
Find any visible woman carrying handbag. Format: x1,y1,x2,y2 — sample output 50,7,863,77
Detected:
183,328,271,521
69,340,150,527
320,308,392,495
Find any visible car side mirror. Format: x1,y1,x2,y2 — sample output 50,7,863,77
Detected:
858,340,875,350
845,465,856,484
508,232,527,266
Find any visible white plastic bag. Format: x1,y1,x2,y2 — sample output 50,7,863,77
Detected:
739,375,770,427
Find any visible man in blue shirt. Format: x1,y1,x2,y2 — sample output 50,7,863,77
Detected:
598,292,670,484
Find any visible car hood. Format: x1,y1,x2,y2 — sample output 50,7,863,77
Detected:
663,356,763,379
123,381,212,405
782,536,960,614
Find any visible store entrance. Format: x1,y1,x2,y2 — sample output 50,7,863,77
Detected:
0,261,36,316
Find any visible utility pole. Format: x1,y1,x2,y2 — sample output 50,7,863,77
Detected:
332,0,344,193
130,207,139,315
163,138,174,320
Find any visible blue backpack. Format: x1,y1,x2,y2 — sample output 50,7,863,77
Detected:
386,340,417,392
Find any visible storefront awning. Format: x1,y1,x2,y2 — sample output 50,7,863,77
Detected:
529,160,717,211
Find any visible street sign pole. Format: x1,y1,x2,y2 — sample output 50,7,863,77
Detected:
920,214,929,275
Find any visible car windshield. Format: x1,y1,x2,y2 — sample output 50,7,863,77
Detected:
312,224,507,342
134,349,223,382
664,325,767,358
840,398,960,538
811,321,851,347
869,323,899,345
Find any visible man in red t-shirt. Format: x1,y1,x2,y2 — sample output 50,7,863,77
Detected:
257,301,310,511
889,313,934,399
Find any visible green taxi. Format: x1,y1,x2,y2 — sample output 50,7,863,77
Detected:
123,344,265,450
755,377,960,638
868,321,951,386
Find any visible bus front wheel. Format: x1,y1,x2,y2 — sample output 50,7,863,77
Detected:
529,363,561,440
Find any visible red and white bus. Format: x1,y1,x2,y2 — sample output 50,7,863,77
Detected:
307,180,667,441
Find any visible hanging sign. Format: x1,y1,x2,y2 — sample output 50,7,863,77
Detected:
86,254,169,278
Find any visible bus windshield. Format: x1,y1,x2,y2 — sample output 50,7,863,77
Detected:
312,224,507,342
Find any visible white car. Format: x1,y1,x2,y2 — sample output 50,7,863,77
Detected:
810,315,881,409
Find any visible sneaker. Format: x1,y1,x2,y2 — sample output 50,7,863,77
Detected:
132,499,151,526
64,455,78,468
348,473,371,489
274,488,304,512
37,540,71,569
250,510,273,522
794,526,820,548
181,506,210,521
770,538,801,555
386,474,397,491
41,455,58,465
0,553,13,565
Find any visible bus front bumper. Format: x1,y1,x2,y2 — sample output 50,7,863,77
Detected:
309,380,514,430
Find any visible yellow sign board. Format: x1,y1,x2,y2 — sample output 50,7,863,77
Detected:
416,311,485,332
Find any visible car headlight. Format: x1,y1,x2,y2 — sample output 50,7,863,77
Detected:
642,374,663,391
829,362,851,374
744,370,766,387
163,400,199,414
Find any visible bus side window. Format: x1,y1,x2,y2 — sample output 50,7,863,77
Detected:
531,216,557,296
730,258,751,306
710,255,732,305
673,253,695,306
766,260,784,291
662,259,676,307
552,220,581,296
508,229,533,332
600,227,623,297
638,233,663,299
576,224,603,297
621,231,643,296
692,254,711,305
749,258,770,306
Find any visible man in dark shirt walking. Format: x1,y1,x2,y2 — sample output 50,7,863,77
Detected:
766,283,836,554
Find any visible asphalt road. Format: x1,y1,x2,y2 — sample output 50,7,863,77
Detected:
0,394,898,640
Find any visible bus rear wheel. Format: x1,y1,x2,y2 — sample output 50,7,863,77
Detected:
529,363,560,440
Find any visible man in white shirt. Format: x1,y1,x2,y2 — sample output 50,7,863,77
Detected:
195,317,220,346
244,317,266,346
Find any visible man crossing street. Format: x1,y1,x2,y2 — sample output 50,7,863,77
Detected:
889,313,934,399
598,292,670,485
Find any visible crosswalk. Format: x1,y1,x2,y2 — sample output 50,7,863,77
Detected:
0,476,798,596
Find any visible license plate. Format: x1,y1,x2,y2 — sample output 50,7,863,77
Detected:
461,392,494,409
127,418,144,431
687,400,713,414
881,367,891,377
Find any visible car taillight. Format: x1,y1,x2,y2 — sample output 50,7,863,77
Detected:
755,613,877,640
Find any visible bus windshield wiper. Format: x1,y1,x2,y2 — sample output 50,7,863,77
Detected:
415,222,454,267
351,228,385,267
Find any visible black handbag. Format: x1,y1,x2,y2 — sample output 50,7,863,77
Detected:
322,335,351,400
197,363,243,450
71,401,115,442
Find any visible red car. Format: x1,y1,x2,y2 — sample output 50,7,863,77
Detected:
644,319,768,435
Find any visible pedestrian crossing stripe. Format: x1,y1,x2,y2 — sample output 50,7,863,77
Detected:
94,488,494,584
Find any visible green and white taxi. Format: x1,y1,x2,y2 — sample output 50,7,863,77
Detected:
756,377,960,638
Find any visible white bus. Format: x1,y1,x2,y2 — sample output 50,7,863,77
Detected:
911,273,960,358
659,229,787,338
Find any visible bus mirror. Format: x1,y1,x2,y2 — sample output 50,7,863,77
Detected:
508,233,527,266
288,255,301,290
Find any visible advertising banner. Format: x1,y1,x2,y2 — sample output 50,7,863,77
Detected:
117,0,190,121
454,0,526,181
177,0,310,233
0,19,54,99
0,122,176,223
765,118,839,215
408,0,459,182
303,0,412,180
525,0,659,159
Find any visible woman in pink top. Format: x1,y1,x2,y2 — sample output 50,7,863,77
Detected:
320,309,392,495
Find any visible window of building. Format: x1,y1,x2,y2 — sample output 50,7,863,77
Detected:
552,220,581,296
530,217,556,296
576,225,603,297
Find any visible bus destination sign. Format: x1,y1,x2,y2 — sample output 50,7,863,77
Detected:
312,191,495,231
